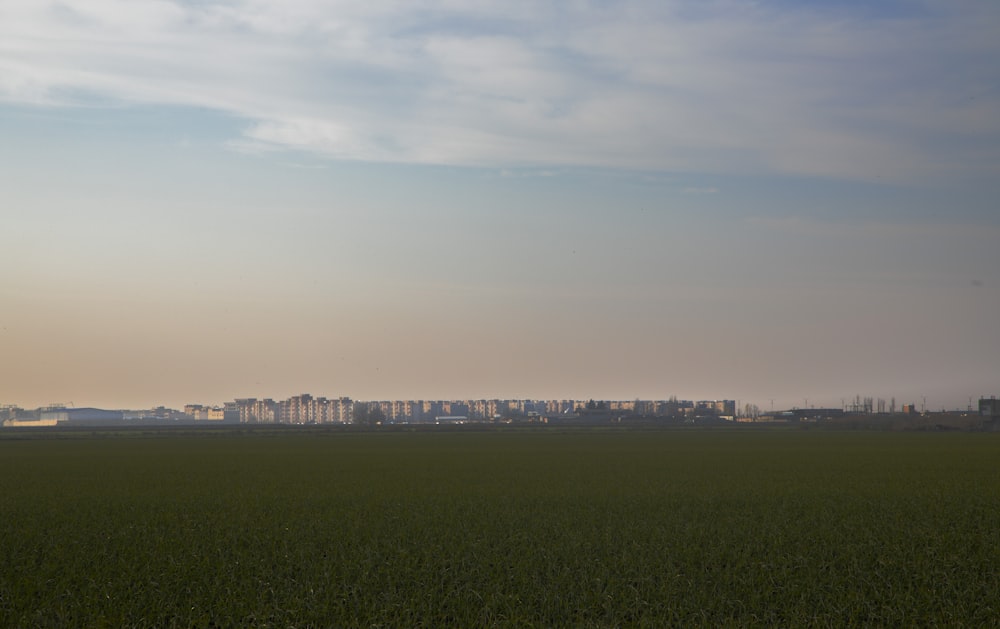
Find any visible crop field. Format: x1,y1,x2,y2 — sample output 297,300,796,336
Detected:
1,428,998,627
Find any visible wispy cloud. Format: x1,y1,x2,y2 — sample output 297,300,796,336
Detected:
2,0,998,181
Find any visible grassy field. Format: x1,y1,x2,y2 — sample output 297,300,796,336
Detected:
1,428,998,627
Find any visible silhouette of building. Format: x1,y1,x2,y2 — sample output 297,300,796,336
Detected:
980,398,1000,418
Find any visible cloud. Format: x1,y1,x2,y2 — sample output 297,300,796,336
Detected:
2,0,999,181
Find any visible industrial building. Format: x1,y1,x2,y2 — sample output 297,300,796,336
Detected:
980,398,1000,419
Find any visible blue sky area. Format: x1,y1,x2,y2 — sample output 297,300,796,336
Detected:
1,0,998,411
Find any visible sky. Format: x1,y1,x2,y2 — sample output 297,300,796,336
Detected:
1,0,998,412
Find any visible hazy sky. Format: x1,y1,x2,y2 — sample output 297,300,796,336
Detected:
2,0,998,411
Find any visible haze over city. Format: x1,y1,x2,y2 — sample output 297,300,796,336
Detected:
2,0,998,412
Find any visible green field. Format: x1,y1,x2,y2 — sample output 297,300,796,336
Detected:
1,428,998,627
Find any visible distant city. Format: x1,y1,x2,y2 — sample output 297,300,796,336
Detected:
3,393,999,429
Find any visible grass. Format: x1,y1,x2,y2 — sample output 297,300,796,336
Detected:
1,429,998,627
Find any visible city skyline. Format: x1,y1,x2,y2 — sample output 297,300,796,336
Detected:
12,392,997,428
1,388,989,418
2,1,999,413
